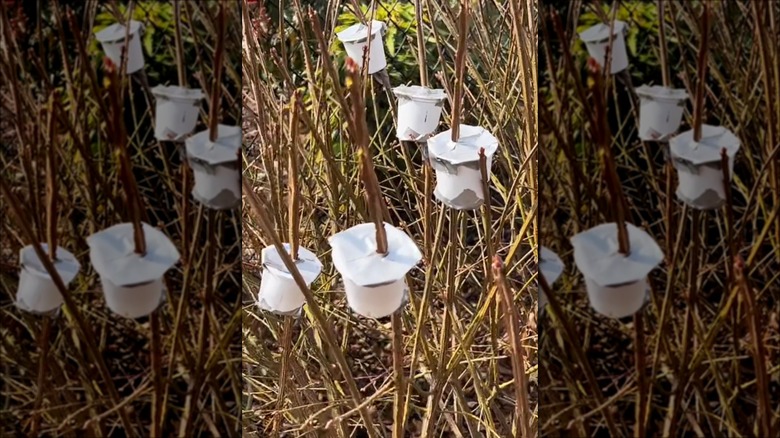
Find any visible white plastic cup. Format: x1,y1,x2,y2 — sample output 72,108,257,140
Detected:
393,86,447,141
673,161,732,210
258,244,322,314
336,21,387,74
101,277,165,319
190,162,241,209
432,156,492,210
16,245,80,314
95,20,145,74
669,125,740,210
427,125,499,211
151,85,204,141
259,268,307,313
344,277,408,318
579,21,628,74
584,278,648,319
87,222,179,319
636,85,687,141
185,125,242,210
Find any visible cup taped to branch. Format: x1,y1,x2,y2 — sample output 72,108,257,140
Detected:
427,124,499,210
336,20,387,74
258,243,323,315
578,20,629,74
94,20,145,74
328,222,422,318
16,244,81,314
669,124,741,210
185,124,242,210
87,222,180,319
392,85,447,142
151,85,204,142
635,85,688,141
570,222,663,319
539,246,564,313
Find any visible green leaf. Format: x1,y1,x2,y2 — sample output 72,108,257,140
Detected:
386,28,396,56
627,30,637,55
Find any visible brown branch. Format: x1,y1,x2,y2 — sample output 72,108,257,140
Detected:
45,93,58,259
288,92,300,260
414,0,428,87
658,0,670,87
692,2,710,142
345,57,388,255
493,256,529,437
451,0,469,142
104,57,146,255
587,58,630,255
734,256,772,437
209,2,226,142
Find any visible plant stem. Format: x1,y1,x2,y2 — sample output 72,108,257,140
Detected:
174,0,190,263
479,148,494,282
273,316,295,433
150,311,163,438
414,0,428,87
692,2,710,142
30,316,52,437
587,56,630,255
105,53,146,255
734,256,772,437
633,312,646,438
288,92,300,260
209,2,226,142
451,0,468,142
45,94,58,259
174,0,187,87
421,210,459,438
345,57,388,255
391,313,406,438
665,208,702,436
493,256,529,437
657,0,670,88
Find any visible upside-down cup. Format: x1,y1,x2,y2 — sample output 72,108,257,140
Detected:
578,21,628,74
16,244,80,314
151,85,204,141
94,20,145,74
329,223,422,318
539,246,564,314
427,124,499,210
636,85,688,141
336,20,387,74
570,222,663,319
258,244,323,315
185,124,242,210
392,85,447,142
87,222,180,319
669,125,741,210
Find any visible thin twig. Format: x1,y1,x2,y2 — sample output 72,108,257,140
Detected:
493,256,529,437
346,57,388,255
658,0,670,88
450,0,468,142
414,0,428,87
288,92,300,260
692,2,710,142
209,2,226,142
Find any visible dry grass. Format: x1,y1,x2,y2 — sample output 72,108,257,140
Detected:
0,1,242,436
539,1,779,437
242,0,537,437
